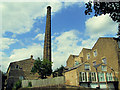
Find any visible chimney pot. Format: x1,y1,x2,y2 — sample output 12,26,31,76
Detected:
47,6,51,9
30,55,33,59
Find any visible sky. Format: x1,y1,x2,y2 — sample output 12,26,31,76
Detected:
0,0,118,72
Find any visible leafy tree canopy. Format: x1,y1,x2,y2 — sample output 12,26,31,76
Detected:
31,58,52,79
0,70,7,90
85,0,120,22
52,65,64,77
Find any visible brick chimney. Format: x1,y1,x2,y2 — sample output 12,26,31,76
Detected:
43,6,51,62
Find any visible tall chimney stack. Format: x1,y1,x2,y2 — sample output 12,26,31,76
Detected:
43,6,51,62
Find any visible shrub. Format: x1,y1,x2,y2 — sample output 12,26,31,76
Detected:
13,80,22,90
28,82,32,87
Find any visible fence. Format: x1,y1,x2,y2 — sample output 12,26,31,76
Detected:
22,76,65,88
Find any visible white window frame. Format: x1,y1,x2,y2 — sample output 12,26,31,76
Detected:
101,65,107,71
86,72,89,82
75,61,79,66
102,58,107,64
99,72,105,82
91,72,96,82
16,65,19,69
19,76,24,80
81,72,87,82
84,64,90,71
107,73,113,81
93,61,96,66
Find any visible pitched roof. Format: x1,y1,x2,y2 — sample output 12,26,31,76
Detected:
7,56,40,79
92,37,116,49
64,61,88,72
6,55,35,72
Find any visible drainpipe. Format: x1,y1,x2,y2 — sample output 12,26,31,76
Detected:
96,68,100,89
105,72,108,89
93,63,103,89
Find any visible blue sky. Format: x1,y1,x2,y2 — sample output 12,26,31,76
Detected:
0,1,118,72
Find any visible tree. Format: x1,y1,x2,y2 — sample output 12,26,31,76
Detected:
13,80,22,90
0,71,7,90
85,0,120,36
31,58,52,79
52,65,64,77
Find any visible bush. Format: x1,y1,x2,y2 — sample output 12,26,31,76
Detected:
13,80,22,90
28,82,32,87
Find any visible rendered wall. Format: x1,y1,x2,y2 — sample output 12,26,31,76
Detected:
65,69,79,86
22,76,65,88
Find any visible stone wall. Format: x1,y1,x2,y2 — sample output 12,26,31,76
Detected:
22,76,65,88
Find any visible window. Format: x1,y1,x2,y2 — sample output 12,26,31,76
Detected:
98,72,105,82
19,76,24,80
93,61,96,66
79,72,87,82
118,41,120,48
11,65,15,69
75,61,79,66
93,50,97,57
91,72,96,82
107,73,113,81
102,58,107,64
16,65,19,69
84,64,90,71
101,65,107,71
87,54,90,60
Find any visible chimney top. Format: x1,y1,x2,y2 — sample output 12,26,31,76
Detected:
30,55,33,59
47,6,51,9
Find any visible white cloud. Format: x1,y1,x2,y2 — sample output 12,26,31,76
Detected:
82,14,118,50
63,2,84,8
0,0,91,2
10,43,43,61
1,2,118,72
81,38,97,49
1,30,83,71
33,33,45,41
52,30,82,70
1,2,86,36
1,43,44,72
1,2,63,35
0,51,9,72
0,38,18,50
85,14,118,39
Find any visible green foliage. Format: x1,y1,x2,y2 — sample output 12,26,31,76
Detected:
85,1,120,22
53,65,64,77
1,71,7,90
28,82,32,87
13,80,21,90
31,57,52,79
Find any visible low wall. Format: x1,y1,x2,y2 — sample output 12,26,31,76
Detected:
22,76,65,88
